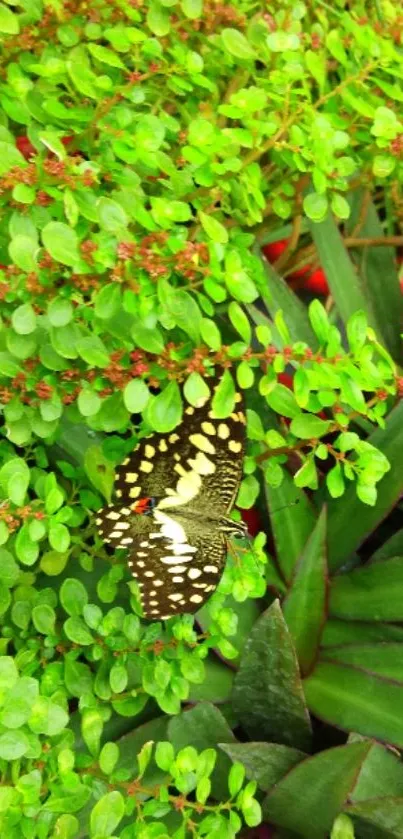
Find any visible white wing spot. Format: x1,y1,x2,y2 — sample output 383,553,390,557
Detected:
140,541,149,548
235,392,242,403
125,472,138,483
154,579,164,586
174,462,187,476
190,594,203,604
140,460,153,473
121,507,131,515
144,571,154,578
218,423,230,439
185,406,195,415
96,517,102,525
137,560,145,568
173,543,197,555
205,585,215,592
107,511,120,521
201,421,216,436
169,593,183,602
188,568,202,580
228,440,242,453
137,552,147,557
204,564,219,574
169,433,180,444
159,439,168,452
145,445,155,458
129,487,141,499
153,510,187,543
121,537,133,545
172,576,184,583
189,433,216,455
122,457,130,465
115,522,130,530
150,600,158,606
166,565,187,573
161,555,192,565
110,531,121,539
187,451,216,475
116,489,123,498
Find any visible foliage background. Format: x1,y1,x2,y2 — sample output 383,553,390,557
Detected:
0,0,403,837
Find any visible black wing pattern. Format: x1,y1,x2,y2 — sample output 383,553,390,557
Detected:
96,376,246,620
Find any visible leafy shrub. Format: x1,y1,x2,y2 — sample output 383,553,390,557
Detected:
0,1,403,837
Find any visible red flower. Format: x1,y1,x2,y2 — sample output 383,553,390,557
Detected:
262,238,329,295
16,136,36,160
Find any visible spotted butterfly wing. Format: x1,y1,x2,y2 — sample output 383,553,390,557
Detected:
96,378,246,620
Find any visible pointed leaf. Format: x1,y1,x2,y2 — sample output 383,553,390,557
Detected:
220,741,306,792
329,556,403,622
232,601,312,750
283,507,327,674
262,743,370,839
304,661,403,747
265,470,316,582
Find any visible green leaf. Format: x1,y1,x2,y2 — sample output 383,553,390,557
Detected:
181,0,202,18
0,4,19,34
42,222,80,266
232,601,312,751
221,27,256,59
168,702,235,801
329,556,403,622
60,578,88,617
90,789,124,830
266,470,316,583
228,302,251,344
228,762,245,797
9,235,38,272
303,193,329,222
200,317,221,350
88,43,125,68
327,402,403,571
131,321,164,354
266,384,299,419
97,197,128,233
76,336,109,368
84,446,114,503
322,642,403,684
47,298,73,328
78,389,101,417
146,381,182,433
11,303,36,335
262,743,370,838
0,657,18,691
0,141,25,174
283,508,327,675
146,1,170,37
48,522,70,553
64,616,93,645
0,457,30,506
0,730,30,760
163,287,201,343
32,604,56,635
199,211,228,244
15,525,39,566
304,661,403,749
290,414,331,439
123,378,150,413
220,742,306,792
212,371,236,418
94,283,122,320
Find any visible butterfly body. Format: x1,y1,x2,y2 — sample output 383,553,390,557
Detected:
96,378,246,620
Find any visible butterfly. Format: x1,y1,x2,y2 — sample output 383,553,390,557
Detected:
96,376,247,621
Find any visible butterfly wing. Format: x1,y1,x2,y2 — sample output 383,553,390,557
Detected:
97,502,226,619
114,383,245,515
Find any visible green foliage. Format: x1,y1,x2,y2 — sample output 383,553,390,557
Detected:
0,0,403,836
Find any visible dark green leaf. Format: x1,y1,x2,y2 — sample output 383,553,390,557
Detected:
262,743,370,838
220,741,306,791
232,601,312,750
146,381,182,433
329,557,403,621
283,507,327,675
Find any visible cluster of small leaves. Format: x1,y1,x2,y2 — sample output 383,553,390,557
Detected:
0,0,401,445
0,709,261,839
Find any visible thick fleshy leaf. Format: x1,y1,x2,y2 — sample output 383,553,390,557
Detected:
321,619,403,648
168,702,236,800
188,656,234,704
304,661,403,747
327,402,403,571
220,741,306,791
347,797,403,836
351,741,403,802
232,601,312,751
329,556,403,622
321,643,403,683
283,506,327,674
257,251,316,347
262,743,370,838
265,470,316,582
